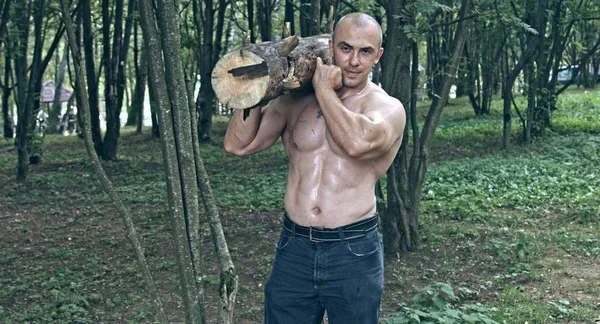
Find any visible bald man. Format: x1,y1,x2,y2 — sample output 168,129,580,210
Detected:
224,12,406,324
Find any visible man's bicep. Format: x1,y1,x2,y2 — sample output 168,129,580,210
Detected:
243,103,287,154
363,102,405,150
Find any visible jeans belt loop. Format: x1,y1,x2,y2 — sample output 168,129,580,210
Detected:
309,227,314,242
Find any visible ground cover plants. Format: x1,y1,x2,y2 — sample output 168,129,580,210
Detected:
1,89,599,323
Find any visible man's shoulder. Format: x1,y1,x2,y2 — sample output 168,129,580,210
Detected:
363,86,403,112
273,90,315,106
265,91,315,120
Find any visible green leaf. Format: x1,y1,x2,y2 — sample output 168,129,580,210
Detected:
432,294,448,310
438,283,457,299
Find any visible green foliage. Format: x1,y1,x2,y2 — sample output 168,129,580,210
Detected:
422,135,600,221
28,131,45,162
484,233,532,262
551,90,600,134
384,283,499,324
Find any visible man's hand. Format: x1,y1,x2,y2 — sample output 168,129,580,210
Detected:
312,57,342,91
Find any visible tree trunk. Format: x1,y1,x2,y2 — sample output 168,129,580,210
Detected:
49,40,69,133
2,46,13,139
59,3,169,323
256,0,273,41
463,44,482,115
211,34,330,109
126,20,140,127
82,0,104,156
0,0,11,52
195,0,226,141
247,0,256,43
147,72,160,138
139,0,205,321
310,0,320,36
14,0,34,181
380,0,413,253
134,21,147,134
381,0,472,254
299,0,311,36
501,0,544,146
101,0,125,160
284,0,295,37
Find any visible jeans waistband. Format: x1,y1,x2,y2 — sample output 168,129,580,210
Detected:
283,212,378,242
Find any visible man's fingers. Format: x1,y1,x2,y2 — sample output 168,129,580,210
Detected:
316,57,322,66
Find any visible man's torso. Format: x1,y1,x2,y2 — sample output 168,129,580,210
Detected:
279,88,399,228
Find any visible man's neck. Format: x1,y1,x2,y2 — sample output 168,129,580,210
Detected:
337,81,370,100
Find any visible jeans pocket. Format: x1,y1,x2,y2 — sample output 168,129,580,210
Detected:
346,235,381,257
275,232,293,251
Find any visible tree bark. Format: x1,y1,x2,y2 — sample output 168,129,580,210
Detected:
211,34,331,109
247,0,256,43
2,45,13,139
284,0,295,37
381,0,472,254
135,21,147,134
139,0,204,321
59,2,169,323
49,40,70,133
100,0,134,159
81,0,103,156
0,0,11,52
14,0,31,180
310,0,320,36
256,0,273,41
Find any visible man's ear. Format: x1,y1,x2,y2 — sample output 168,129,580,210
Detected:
374,47,384,64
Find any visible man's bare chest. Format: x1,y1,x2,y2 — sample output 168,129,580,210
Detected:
288,104,328,151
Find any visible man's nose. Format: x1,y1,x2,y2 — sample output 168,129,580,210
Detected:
349,51,360,66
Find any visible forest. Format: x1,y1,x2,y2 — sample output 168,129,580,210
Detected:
0,0,599,323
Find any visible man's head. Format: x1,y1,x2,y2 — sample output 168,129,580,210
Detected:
330,12,384,88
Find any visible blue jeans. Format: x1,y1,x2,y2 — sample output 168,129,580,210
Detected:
264,216,384,324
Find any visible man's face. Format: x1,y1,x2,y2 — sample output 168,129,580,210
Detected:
329,22,384,88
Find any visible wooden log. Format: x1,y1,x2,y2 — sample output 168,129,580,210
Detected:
211,34,331,109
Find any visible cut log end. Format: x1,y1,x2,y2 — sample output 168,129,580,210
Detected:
211,50,270,109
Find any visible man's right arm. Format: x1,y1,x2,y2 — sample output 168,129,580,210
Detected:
223,96,288,156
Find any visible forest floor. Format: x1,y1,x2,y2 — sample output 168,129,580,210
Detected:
1,92,600,323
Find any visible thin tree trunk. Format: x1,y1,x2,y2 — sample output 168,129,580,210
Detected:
59,3,169,323
2,45,13,139
0,0,11,52
247,0,255,43
82,0,103,156
382,0,472,253
135,22,147,134
310,0,320,36
49,40,69,133
380,0,413,252
102,0,125,160
14,0,35,180
284,0,295,37
126,20,140,127
139,0,205,322
147,72,160,138
502,0,540,147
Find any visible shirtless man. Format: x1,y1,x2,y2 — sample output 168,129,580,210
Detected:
224,12,406,324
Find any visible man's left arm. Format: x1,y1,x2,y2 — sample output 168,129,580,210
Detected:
316,89,405,160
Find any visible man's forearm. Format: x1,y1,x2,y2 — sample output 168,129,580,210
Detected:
223,108,262,152
315,87,363,146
